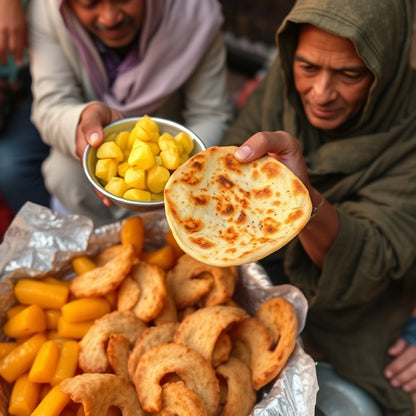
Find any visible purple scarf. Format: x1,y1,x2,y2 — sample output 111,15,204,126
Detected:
59,0,223,116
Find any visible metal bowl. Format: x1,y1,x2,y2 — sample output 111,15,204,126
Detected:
83,117,206,212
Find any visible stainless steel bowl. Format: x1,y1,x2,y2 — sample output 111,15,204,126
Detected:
83,117,206,212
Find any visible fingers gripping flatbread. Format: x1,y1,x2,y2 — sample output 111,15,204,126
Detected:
164,146,312,267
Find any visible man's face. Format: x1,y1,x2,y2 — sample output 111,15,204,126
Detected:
67,0,145,49
292,25,374,130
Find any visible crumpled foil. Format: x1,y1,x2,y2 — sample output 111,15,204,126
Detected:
0,202,318,415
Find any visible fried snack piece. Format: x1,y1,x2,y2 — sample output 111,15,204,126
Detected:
212,332,232,368
134,343,220,416
127,261,167,322
94,244,126,266
79,310,146,373
165,254,213,309
107,333,130,379
215,357,256,416
128,322,179,381
60,373,145,416
153,292,178,325
69,244,136,297
174,305,249,366
231,297,298,390
117,277,141,311
153,381,207,416
203,266,239,307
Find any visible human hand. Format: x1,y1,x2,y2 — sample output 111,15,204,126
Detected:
75,102,124,206
0,0,27,65
234,131,312,191
384,317,416,393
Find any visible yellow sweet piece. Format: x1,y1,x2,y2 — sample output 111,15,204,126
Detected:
128,140,156,169
140,245,176,271
0,332,47,383
14,279,69,309
28,340,59,383
174,131,194,154
8,372,42,416
57,317,94,340
44,309,61,330
3,304,46,339
104,177,130,198
96,141,124,162
114,130,130,151
31,385,71,416
42,276,70,287
71,255,96,275
124,166,147,189
0,342,18,359
95,158,119,183
6,304,26,319
61,297,111,323
160,147,181,170
147,165,170,194
123,188,152,202
50,340,79,386
121,216,145,256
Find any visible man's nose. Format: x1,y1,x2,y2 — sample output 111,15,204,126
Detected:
97,3,123,28
312,72,337,103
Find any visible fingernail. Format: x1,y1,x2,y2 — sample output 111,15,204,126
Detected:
89,132,100,145
391,378,400,387
385,370,392,378
235,145,253,159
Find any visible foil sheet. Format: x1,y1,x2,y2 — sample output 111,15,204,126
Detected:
0,202,318,415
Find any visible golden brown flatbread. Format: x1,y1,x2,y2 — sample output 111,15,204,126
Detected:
164,146,312,266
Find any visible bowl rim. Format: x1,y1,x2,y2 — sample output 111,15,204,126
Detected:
82,117,206,209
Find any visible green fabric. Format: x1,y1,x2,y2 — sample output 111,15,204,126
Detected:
222,0,416,414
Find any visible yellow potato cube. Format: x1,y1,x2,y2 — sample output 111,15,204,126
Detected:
174,131,194,154
124,167,147,189
114,131,130,151
147,141,160,155
95,158,119,182
158,132,175,151
160,147,181,170
96,141,123,162
117,161,130,177
105,177,130,198
147,165,170,194
151,192,164,202
136,114,160,141
128,140,156,169
129,124,152,146
123,188,152,202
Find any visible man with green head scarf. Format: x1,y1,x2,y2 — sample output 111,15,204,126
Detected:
222,0,416,414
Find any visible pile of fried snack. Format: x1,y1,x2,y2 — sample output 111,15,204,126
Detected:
0,216,298,416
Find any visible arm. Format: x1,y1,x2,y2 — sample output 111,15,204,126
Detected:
0,0,27,65
180,30,230,147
